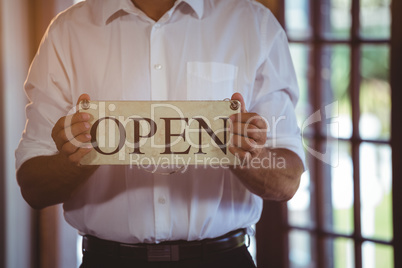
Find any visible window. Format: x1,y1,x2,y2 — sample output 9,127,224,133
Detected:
256,0,400,267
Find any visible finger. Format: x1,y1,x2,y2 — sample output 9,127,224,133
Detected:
230,133,258,153
54,93,91,134
53,112,91,135
61,121,91,143
232,123,266,145
231,121,261,138
231,92,247,113
52,114,91,152
230,113,267,130
60,133,92,155
76,93,91,106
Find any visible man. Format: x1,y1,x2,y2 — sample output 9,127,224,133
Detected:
16,0,305,267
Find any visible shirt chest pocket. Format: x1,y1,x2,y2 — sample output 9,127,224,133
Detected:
186,62,238,100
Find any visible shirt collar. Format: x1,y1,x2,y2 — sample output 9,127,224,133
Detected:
100,0,204,25
101,0,134,24
183,0,204,19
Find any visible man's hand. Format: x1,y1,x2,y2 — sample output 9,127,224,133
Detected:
228,93,303,201
51,94,93,165
17,94,97,209
228,93,268,161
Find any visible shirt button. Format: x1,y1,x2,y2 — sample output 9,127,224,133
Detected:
154,23,161,28
154,64,162,70
158,197,166,204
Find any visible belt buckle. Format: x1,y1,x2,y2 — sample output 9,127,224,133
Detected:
147,245,179,262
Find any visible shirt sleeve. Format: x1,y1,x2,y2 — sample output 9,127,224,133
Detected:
15,20,73,170
248,10,306,168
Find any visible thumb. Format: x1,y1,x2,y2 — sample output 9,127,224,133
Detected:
231,92,247,112
77,93,91,106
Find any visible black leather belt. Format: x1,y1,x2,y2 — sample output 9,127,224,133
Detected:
82,229,246,262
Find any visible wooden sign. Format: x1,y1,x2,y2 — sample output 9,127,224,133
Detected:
78,100,241,166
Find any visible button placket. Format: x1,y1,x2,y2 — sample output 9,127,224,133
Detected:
149,24,168,100
153,174,171,242
158,197,166,204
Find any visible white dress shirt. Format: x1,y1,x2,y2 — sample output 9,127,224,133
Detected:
16,0,305,243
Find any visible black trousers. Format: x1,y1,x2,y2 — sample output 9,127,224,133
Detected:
80,245,256,268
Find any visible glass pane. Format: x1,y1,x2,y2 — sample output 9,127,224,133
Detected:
288,170,314,228
321,45,352,139
289,230,316,268
362,242,394,268
360,45,390,140
285,0,311,39
322,0,352,39
290,44,313,131
323,141,354,234
360,143,392,241
325,237,355,268
360,0,391,39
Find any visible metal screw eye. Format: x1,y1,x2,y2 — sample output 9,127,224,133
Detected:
230,100,240,110
81,99,90,110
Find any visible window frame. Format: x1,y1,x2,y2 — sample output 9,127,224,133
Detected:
256,0,401,267
390,0,402,267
